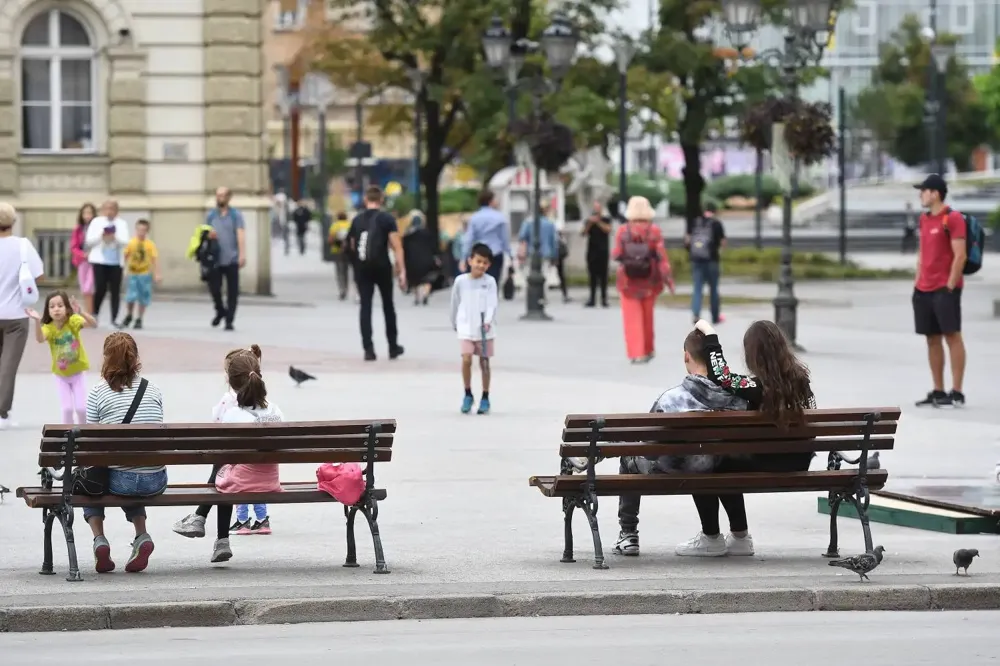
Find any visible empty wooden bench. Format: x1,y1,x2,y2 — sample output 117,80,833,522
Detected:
17,419,395,581
529,408,899,569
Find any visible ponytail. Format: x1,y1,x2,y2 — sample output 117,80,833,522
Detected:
235,369,268,409
226,345,268,409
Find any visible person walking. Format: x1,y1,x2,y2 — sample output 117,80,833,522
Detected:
612,196,674,364
206,187,246,331
348,186,406,361
71,203,97,315
687,201,726,325
461,189,511,284
0,202,45,429
85,200,130,327
517,202,560,299
291,200,312,256
582,200,612,308
328,211,352,300
403,212,441,306
912,174,967,407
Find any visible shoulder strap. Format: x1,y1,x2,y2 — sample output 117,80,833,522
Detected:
122,378,149,424
20,237,29,262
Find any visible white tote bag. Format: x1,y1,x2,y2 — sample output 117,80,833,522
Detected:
19,238,39,307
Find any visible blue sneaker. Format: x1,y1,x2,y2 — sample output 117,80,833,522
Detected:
477,397,491,415
461,394,474,413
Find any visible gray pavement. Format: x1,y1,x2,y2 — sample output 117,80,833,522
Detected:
1,235,999,629
2,612,998,665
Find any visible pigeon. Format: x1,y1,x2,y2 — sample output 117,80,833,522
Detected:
0,484,8,503
953,548,980,576
829,545,885,581
866,452,880,470
288,366,316,387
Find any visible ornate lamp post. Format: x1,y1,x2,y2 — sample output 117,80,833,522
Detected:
482,12,578,321
613,39,636,204
722,0,837,349
927,39,954,176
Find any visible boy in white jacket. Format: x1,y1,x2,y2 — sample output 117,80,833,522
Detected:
451,243,498,414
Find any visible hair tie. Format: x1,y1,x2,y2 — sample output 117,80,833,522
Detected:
249,371,259,378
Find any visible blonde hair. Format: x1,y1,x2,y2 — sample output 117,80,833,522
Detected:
0,202,17,229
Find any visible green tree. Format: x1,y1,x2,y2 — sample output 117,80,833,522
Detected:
860,14,992,172
974,41,1000,145
313,0,618,236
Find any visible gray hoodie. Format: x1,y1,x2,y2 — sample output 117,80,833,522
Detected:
645,374,748,474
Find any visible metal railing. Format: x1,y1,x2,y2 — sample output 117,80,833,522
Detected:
34,230,74,286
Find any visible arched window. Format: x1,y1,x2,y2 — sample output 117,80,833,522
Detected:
20,9,96,152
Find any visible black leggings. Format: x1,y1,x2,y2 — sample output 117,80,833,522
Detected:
693,453,813,536
92,264,123,321
194,464,233,539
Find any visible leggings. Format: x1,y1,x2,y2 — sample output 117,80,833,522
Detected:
92,264,123,322
55,372,87,424
193,465,235,539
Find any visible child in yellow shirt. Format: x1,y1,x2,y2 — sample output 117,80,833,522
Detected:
122,219,161,329
25,291,98,424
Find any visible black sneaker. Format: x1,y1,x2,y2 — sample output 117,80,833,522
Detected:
121,315,133,328
229,519,250,534
212,313,224,327
916,390,952,408
584,300,595,308
364,350,377,361
389,345,405,360
950,390,966,407
133,318,143,330
249,517,271,535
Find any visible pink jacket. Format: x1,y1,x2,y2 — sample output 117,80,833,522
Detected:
214,402,283,494
71,226,88,268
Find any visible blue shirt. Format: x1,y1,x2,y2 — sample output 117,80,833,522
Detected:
462,207,511,259
518,216,558,260
206,207,245,266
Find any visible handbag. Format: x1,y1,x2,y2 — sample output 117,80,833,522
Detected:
19,238,39,307
71,378,149,496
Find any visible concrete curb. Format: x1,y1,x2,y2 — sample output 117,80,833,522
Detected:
3,584,999,633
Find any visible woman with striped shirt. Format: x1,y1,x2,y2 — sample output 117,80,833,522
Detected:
84,332,167,573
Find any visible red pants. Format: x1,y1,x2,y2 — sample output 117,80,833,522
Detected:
621,295,657,360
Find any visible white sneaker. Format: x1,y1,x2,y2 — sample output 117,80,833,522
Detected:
0,415,17,430
675,531,728,557
725,532,755,556
172,513,206,538
211,538,233,563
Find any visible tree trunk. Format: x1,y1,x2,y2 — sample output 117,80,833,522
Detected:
681,140,704,231
423,97,444,239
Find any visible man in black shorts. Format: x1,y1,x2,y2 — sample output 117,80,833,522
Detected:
912,174,967,407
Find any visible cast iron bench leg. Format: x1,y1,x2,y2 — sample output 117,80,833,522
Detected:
57,508,83,582
580,492,608,570
848,490,875,554
40,509,56,575
560,496,576,563
360,496,390,574
343,505,360,568
823,491,842,558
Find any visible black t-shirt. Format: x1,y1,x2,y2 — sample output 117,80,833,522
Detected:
292,206,312,228
585,215,612,258
348,208,398,271
687,215,726,262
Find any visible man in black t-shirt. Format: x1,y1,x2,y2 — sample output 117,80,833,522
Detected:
348,186,407,361
685,202,726,325
291,201,312,256
581,200,612,307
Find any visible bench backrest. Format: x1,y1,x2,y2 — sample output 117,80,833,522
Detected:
38,420,396,468
560,408,899,458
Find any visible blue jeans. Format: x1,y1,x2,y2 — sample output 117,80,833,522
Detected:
691,260,721,322
82,469,168,522
236,503,268,522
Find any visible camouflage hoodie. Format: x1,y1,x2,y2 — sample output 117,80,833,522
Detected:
645,374,748,473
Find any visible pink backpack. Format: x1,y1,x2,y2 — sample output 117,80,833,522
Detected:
316,463,365,506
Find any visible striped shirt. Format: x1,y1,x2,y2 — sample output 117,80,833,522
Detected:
86,377,165,474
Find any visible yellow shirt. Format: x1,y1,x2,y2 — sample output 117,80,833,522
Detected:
328,220,351,253
126,238,158,274
41,314,89,377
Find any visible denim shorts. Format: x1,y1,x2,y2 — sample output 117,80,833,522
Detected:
125,273,153,306
82,469,168,522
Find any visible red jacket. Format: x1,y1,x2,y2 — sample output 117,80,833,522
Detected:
612,222,672,300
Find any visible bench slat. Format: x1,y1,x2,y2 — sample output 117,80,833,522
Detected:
559,435,895,457
561,422,897,443
41,420,398,438
40,433,394,452
528,469,888,497
563,408,902,429
38,448,392,467
17,482,388,509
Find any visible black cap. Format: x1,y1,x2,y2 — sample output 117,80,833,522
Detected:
703,201,718,213
914,174,948,197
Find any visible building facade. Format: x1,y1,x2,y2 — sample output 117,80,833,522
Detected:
0,0,273,293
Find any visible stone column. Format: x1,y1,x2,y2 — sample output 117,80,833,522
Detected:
107,48,148,194
0,48,16,195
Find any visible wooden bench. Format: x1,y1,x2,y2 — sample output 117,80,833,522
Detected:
529,408,899,569
16,419,395,581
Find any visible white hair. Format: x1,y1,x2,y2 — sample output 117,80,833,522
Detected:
0,202,17,228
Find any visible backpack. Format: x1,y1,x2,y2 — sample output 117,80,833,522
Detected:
689,216,715,262
944,209,985,275
356,210,388,267
18,238,39,307
620,225,656,279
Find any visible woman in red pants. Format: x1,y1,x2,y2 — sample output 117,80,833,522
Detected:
612,196,674,363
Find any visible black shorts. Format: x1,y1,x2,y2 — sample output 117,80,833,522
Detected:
913,288,962,336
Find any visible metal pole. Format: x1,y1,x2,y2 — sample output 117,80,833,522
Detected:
773,36,801,350
618,68,628,201
838,85,847,265
937,71,947,176
522,93,549,321
927,0,938,174
283,113,293,197
753,147,763,250
414,89,423,213
317,108,332,262
355,99,364,205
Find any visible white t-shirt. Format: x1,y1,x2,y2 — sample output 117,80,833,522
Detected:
85,216,130,266
0,236,44,320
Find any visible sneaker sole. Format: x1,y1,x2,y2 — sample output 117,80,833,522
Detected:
675,549,728,558
613,548,639,557
94,544,115,573
124,540,154,573
251,528,272,535
172,526,206,539
211,550,233,563
727,548,755,556
235,528,253,536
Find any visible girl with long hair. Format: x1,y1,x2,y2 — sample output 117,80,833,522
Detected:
71,203,97,314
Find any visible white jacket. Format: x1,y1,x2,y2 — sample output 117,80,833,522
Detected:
85,216,130,266
450,273,498,341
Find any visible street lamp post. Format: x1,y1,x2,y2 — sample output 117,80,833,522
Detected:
482,12,579,322
613,39,636,204
722,0,836,350
406,68,427,213
929,41,954,177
